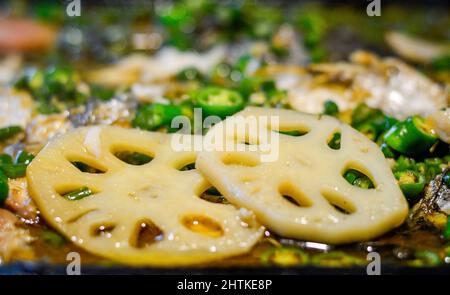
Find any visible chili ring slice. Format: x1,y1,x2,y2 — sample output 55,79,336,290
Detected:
27,126,263,266
197,107,408,244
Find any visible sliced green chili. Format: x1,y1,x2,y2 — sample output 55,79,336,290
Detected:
176,67,203,82
393,155,416,172
0,170,8,207
443,170,450,188
260,247,309,266
356,123,378,141
394,170,425,199
351,103,382,127
385,116,438,156
114,151,153,166
200,187,229,204
410,250,441,267
323,100,339,117
0,126,23,141
42,229,66,247
343,169,374,189
380,142,397,158
133,103,182,131
327,132,341,150
63,187,93,201
311,251,364,267
90,84,115,101
0,154,13,166
16,151,35,165
443,215,450,240
1,164,27,179
193,87,244,118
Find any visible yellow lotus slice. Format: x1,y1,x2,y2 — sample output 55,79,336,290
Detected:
27,126,263,266
197,107,408,244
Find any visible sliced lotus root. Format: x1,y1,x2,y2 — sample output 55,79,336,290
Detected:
197,107,408,244
27,126,263,266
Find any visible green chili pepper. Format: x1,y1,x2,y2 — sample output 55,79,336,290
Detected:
393,155,416,172
311,251,364,267
356,123,378,141
0,154,13,166
133,104,182,131
63,187,93,201
0,170,8,207
90,84,115,101
424,158,443,166
260,80,277,95
234,54,252,74
45,67,72,93
323,100,339,117
1,164,27,179
327,132,341,150
29,69,45,91
42,229,66,247
380,142,396,158
431,55,450,72
443,170,450,187
193,87,244,118
382,116,399,132
425,164,443,182
114,151,153,166
444,155,450,164
239,77,259,99
385,116,438,156
200,187,229,204
394,170,425,199
260,247,309,266
351,103,382,127
0,126,23,141
210,63,232,85
443,215,450,240
239,77,278,100
415,162,426,175
410,250,441,267
353,177,374,189
176,67,203,82
344,169,361,184
376,132,397,158
344,169,374,189
15,151,34,166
